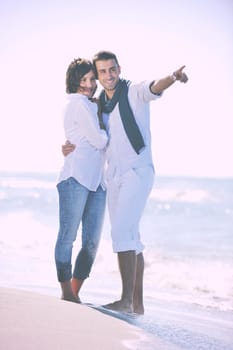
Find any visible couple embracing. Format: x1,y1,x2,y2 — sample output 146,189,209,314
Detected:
54,50,188,314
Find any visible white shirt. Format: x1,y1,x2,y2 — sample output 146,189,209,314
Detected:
58,93,108,191
104,80,161,181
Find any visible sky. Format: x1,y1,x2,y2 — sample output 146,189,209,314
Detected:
0,0,232,178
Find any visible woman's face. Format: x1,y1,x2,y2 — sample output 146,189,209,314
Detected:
77,70,97,97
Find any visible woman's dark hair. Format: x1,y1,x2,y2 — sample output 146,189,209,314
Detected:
92,51,120,78
66,58,95,93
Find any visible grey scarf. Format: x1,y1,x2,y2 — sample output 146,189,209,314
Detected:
99,79,145,154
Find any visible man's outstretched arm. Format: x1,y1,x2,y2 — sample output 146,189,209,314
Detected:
150,65,188,95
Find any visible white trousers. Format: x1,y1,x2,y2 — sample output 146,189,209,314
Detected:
107,165,154,253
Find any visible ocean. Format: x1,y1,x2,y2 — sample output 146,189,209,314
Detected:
0,171,233,349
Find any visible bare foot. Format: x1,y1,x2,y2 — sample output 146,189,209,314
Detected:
60,280,81,304
103,300,133,313
61,294,81,304
75,295,82,304
133,304,144,315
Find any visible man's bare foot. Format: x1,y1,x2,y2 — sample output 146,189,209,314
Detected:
103,300,133,313
133,303,144,315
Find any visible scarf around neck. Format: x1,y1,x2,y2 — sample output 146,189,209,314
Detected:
99,79,145,154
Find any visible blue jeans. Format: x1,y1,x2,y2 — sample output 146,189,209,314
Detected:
55,177,106,282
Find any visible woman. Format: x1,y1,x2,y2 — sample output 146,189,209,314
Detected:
55,58,108,303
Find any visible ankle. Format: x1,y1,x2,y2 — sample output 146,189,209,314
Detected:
71,278,84,296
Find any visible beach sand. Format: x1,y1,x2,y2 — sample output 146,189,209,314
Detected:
1,287,181,350
2,288,232,350
0,287,142,350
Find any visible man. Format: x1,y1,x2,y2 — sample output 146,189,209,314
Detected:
63,51,188,314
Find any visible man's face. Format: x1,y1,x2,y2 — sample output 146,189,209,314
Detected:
95,59,121,93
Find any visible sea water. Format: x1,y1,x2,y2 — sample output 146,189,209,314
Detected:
0,172,233,349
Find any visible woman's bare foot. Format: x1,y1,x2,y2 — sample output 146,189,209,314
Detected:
60,281,81,303
61,292,81,303
75,295,82,303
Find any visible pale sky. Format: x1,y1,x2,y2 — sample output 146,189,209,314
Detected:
0,0,232,177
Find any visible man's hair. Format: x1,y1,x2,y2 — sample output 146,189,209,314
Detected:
66,58,94,93
92,51,120,78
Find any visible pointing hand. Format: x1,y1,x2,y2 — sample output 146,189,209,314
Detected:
173,66,188,83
